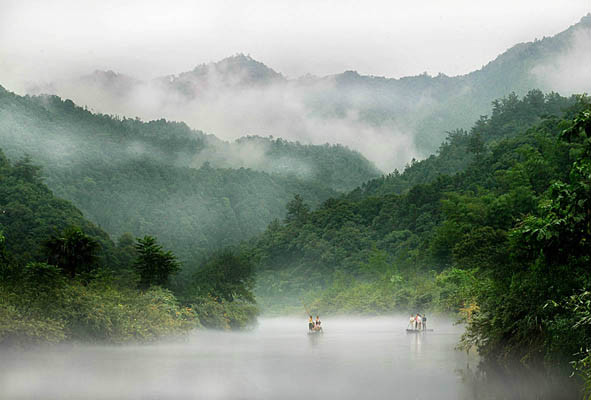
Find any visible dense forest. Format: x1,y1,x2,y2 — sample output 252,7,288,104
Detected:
246,91,590,394
1,80,589,395
0,86,379,261
2,3,591,398
0,148,259,343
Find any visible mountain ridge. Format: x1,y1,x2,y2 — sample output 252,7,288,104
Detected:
0,86,380,260
47,13,590,87
22,14,591,171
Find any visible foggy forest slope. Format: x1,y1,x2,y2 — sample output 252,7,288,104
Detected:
250,90,583,312
246,91,591,395
0,3,589,398
27,14,591,171
0,86,380,261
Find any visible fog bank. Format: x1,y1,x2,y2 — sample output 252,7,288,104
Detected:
0,317,577,399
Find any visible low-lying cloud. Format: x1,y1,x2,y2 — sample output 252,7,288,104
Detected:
29,65,420,173
531,28,591,94
18,18,591,174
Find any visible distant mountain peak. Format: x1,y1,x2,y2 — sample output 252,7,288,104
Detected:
200,53,270,70
90,69,119,78
159,54,285,93
82,69,137,81
76,70,141,96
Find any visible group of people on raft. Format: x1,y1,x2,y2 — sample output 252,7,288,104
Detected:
306,314,429,332
409,313,427,330
308,315,322,332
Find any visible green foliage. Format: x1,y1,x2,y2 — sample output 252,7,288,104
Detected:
232,136,381,192
349,90,578,198
186,250,255,303
0,149,256,344
0,87,378,263
543,291,591,398
134,236,180,289
56,284,198,343
190,295,258,330
0,276,198,344
43,226,100,278
564,290,591,399
0,230,8,269
285,194,310,225
456,104,591,387
0,149,113,268
0,296,66,346
306,270,439,315
435,268,478,312
113,232,137,269
249,93,590,396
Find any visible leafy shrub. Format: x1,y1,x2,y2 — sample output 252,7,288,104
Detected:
190,295,258,330
0,286,65,345
0,275,199,345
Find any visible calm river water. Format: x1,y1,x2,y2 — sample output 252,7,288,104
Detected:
0,317,573,399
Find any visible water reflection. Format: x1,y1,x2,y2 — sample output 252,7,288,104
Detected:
409,329,423,353
307,332,323,346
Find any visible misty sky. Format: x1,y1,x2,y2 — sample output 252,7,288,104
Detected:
1,0,589,90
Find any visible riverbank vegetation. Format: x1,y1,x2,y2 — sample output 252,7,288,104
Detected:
249,91,590,394
1,87,589,395
0,150,258,345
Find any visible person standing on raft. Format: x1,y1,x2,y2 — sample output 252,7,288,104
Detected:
308,315,315,331
314,316,323,332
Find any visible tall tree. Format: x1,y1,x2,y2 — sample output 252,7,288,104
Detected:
285,194,310,225
133,236,180,289
43,226,99,278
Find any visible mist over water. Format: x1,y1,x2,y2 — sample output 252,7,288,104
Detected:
0,317,475,399
0,317,579,399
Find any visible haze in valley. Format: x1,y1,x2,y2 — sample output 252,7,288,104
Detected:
1,0,589,171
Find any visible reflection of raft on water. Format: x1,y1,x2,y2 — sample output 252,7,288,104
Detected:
308,328,324,335
406,329,434,333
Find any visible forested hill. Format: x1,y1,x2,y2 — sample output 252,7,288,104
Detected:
249,90,590,391
26,15,591,166
0,146,263,341
0,149,114,267
0,86,379,261
251,89,587,311
0,86,379,191
348,90,576,198
199,135,380,193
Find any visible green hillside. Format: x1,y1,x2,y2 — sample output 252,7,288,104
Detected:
0,147,263,343
0,86,379,261
0,149,193,344
0,149,114,268
348,90,575,198
248,91,590,388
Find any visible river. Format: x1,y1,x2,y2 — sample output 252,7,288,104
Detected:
0,316,573,399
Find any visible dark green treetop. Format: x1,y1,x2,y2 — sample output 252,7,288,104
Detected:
133,235,180,289
43,226,99,279
189,250,255,303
